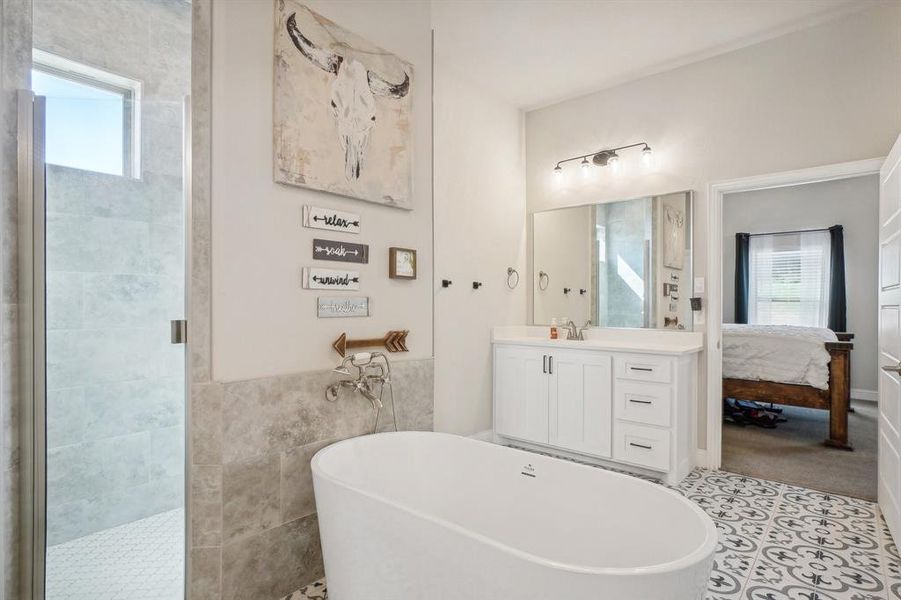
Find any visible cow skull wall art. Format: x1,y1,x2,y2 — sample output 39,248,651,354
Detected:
274,2,414,209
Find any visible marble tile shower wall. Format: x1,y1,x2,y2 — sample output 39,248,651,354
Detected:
33,0,192,545
0,1,32,597
189,359,434,600
44,165,186,545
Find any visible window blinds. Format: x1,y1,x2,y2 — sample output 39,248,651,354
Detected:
747,230,831,327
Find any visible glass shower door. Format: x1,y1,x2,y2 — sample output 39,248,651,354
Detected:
18,1,191,594
21,91,188,600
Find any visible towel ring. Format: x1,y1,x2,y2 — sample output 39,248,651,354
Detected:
538,270,550,291
506,267,520,289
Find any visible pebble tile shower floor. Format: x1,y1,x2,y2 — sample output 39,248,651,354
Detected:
285,469,901,600
45,508,184,600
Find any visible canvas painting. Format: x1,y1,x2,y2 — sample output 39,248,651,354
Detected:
274,1,414,209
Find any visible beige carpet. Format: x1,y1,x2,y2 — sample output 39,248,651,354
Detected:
722,399,878,500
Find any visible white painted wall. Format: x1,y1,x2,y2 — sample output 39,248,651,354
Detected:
211,0,433,381
722,175,879,394
432,59,527,435
525,4,901,447
533,205,592,325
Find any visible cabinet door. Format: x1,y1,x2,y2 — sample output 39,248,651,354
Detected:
494,346,549,444
549,350,613,458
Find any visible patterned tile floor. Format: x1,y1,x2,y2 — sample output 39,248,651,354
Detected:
46,508,184,600
285,469,901,600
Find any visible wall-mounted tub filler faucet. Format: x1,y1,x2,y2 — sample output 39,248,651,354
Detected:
325,351,399,433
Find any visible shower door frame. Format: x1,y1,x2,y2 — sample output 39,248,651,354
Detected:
17,88,47,600
16,89,194,600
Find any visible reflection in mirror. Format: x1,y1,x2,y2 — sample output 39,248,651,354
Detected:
532,191,693,330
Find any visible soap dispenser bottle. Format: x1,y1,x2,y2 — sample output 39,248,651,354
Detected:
550,318,558,340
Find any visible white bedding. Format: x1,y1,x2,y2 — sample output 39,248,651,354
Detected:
722,324,838,390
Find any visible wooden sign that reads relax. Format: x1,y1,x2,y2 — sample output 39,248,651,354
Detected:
313,238,369,264
303,205,361,234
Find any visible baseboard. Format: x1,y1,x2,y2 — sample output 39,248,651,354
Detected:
851,388,878,402
469,429,495,442
695,449,709,470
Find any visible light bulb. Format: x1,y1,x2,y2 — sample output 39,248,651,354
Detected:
608,153,620,172
554,164,563,177
580,157,591,171
642,146,653,166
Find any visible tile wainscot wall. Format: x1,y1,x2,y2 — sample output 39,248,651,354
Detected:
190,358,434,600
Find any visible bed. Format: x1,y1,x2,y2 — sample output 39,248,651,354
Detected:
721,323,854,449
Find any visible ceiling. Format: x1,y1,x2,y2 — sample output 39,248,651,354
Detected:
432,0,881,110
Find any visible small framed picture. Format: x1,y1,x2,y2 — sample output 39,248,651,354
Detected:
389,247,417,279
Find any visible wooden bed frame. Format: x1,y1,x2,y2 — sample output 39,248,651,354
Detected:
722,333,854,450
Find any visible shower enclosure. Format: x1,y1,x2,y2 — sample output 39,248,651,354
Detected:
18,1,191,597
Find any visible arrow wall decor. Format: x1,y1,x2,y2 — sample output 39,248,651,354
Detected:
303,205,361,234
312,238,369,264
302,267,360,290
332,330,409,357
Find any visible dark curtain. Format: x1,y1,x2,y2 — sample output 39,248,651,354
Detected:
828,224,847,332
734,233,750,324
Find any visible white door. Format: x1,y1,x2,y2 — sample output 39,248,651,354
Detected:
879,134,901,543
549,350,613,458
494,346,549,444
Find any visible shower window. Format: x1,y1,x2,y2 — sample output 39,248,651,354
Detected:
32,49,142,178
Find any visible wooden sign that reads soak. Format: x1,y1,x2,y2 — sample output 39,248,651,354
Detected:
313,238,369,264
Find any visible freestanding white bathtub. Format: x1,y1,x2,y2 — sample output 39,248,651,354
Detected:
312,432,717,600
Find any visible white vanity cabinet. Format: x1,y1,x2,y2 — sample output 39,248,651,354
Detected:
548,349,612,458
492,328,701,486
494,346,550,444
494,346,612,458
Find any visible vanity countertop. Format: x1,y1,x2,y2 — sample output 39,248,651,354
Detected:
491,326,704,355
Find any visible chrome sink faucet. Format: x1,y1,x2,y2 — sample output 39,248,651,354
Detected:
565,319,591,341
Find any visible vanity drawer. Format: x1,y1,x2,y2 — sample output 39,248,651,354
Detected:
615,354,672,384
615,381,672,427
613,422,671,472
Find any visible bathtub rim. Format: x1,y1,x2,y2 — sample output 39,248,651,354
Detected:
311,431,718,577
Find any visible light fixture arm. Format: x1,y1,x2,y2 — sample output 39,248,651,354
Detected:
554,141,651,170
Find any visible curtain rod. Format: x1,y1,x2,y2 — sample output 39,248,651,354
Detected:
746,226,838,238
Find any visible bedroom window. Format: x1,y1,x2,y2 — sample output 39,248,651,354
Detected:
748,230,831,327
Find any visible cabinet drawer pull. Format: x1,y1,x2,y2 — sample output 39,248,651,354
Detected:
628,398,653,405
630,366,654,372
629,442,653,450
543,355,547,374
549,356,553,374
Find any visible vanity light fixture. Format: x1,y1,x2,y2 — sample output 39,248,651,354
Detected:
553,142,652,174
607,152,620,172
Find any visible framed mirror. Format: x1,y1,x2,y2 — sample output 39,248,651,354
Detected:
532,191,693,330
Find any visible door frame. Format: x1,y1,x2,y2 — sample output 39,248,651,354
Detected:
705,157,885,470
17,91,195,600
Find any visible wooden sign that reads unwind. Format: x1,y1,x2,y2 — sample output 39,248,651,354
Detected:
313,238,369,264
302,267,360,290
303,205,361,234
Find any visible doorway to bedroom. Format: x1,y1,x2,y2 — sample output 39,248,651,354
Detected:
719,172,880,500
